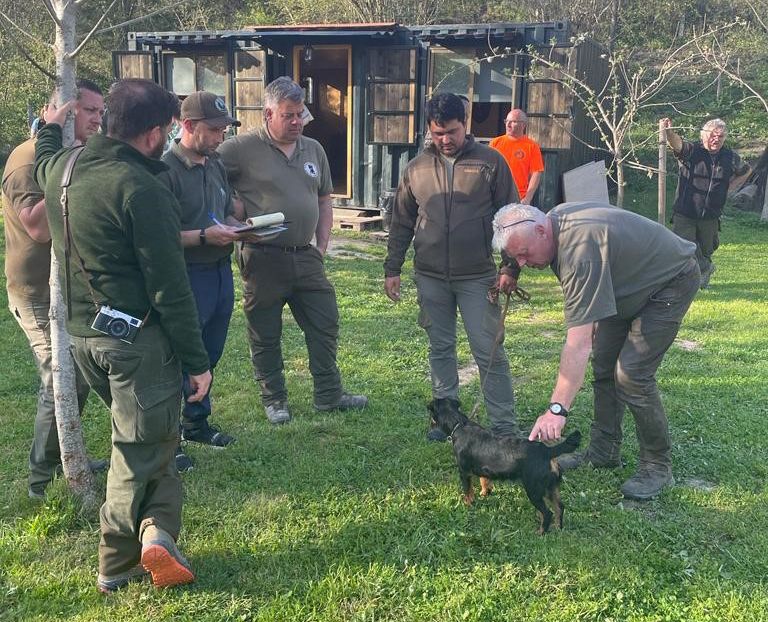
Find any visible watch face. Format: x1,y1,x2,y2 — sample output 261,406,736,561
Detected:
550,403,562,414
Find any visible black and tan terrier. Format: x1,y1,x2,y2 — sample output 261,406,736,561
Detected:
428,397,581,534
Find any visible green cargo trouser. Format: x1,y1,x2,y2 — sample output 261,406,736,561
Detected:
589,258,699,468
672,212,719,275
414,273,518,435
238,244,343,408
71,324,183,576
7,292,90,495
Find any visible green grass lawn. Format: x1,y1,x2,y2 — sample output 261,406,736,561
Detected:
1,200,767,621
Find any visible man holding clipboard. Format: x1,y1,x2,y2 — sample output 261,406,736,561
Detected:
218,77,367,425
159,91,247,467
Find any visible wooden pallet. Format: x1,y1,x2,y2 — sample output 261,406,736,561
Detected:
332,214,383,232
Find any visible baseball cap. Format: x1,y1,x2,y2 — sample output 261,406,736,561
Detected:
181,91,241,127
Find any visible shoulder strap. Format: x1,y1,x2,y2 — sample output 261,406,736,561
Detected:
60,146,85,188
59,146,100,320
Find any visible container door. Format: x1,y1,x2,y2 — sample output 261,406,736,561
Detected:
293,44,353,198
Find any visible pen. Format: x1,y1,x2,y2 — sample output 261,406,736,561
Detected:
207,211,223,226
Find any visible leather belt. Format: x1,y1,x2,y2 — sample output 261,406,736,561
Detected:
187,256,231,269
245,242,311,252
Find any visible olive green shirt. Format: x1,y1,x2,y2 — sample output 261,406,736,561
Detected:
217,127,332,246
2,138,51,301
549,201,697,327
34,124,209,375
158,141,235,264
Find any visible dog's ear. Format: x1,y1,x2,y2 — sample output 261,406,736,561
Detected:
427,400,437,415
448,397,461,410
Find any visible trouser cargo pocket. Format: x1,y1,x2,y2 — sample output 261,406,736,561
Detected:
131,379,182,443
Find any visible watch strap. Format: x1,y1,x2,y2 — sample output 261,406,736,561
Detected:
548,402,569,417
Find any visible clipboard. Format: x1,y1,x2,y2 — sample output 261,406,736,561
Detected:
233,223,288,236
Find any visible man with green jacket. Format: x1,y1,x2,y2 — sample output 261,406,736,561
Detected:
35,79,211,592
384,92,521,439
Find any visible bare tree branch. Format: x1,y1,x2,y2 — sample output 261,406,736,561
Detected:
41,0,63,29
744,0,768,33
95,0,192,35
0,9,54,48
0,16,56,80
69,0,119,58
695,23,768,114
520,22,740,206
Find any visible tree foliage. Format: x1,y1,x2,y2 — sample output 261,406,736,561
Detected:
1,0,767,161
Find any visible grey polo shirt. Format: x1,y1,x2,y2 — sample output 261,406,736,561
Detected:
159,141,235,264
548,201,696,327
217,127,332,247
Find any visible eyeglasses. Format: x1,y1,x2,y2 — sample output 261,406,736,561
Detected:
494,218,535,231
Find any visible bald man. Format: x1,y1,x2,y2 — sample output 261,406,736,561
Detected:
490,109,544,205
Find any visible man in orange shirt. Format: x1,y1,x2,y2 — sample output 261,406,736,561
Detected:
490,109,544,204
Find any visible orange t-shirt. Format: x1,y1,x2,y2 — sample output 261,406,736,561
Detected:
489,134,544,198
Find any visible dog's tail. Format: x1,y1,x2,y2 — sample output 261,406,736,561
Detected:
544,430,582,458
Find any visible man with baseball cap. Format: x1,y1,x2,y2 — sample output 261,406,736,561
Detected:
158,91,244,470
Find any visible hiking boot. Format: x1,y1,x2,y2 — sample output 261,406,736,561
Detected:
315,393,368,412
700,264,716,289
140,525,195,588
426,427,448,442
97,564,149,593
181,421,235,448
175,447,194,473
265,402,291,425
621,464,675,500
28,486,45,500
558,449,623,471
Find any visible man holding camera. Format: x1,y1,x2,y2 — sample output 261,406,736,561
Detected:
35,79,211,592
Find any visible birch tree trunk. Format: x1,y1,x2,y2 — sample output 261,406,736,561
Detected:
50,0,98,508
615,145,625,208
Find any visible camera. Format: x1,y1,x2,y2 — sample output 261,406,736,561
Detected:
91,306,143,343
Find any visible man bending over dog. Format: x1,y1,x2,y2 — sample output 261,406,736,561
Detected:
492,202,699,500
384,92,521,440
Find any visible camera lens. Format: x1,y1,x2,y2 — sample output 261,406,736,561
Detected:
106,317,130,339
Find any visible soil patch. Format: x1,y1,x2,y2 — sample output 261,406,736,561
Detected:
674,339,700,351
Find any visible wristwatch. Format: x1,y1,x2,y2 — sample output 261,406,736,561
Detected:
199,228,206,245
548,402,569,417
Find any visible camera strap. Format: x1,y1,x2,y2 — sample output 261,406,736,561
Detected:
59,146,104,320
59,147,152,328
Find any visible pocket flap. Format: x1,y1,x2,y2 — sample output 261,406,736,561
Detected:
134,379,181,410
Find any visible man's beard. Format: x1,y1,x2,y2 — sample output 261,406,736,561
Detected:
149,139,165,159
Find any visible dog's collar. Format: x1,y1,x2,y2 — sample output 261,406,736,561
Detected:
447,421,462,442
